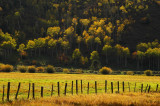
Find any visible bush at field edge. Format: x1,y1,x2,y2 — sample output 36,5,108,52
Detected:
144,70,153,76
46,65,55,73
99,67,112,75
28,66,36,73
17,65,27,73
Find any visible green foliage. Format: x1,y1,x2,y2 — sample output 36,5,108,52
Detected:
99,67,112,75
26,40,35,49
28,66,36,73
48,39,57,48
127,71,134,75
0,0,159,70
34,38,46,48
144,70,153,76
36,67,45,73
137,43,149,52
46,65,55,73
63,68,70,73
90,51,99,61
75,69,83,74
72,49,81,61
17,65,27,73
47,27,60,37
55,67,63,72
17,44,25,52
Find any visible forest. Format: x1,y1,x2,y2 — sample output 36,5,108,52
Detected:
0,0,160,71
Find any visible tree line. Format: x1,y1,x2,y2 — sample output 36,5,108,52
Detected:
0,0,158,70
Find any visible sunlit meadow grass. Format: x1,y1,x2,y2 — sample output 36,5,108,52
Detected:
3,93,160,106
0,72,159,103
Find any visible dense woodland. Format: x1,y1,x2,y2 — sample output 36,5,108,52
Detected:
0,0,160,70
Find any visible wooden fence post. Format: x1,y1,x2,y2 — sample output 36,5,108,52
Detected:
128,82,130,92
32,83,35,99
117,81,119,93
111,82,113,93
122,81,124,92
15,82,21,99
2,85,4,102
95,81,97,94
156,84,158,92
57,82,60,96
51,84,53,96
134,82,136,92
87,82,89,94
64,83,67,96
148,85,151,93
71,81,73,95
28,83,31,99
145,84,148,93
7,82,10,101
81,80,83,94
141,84,143,93
76,80,78,95
41,86,43,98
105,80,107,93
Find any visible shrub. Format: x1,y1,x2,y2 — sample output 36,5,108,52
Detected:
89,70,93,73
28,66,36,73
99,67,112,75
93,71,98,74
36,67,44,73
76,69,83,74
0,64,13,72
63,68,70,73
55,67,63,72
127,71,134,75
46,65,55,73
17,65,27,73
144,70,153,76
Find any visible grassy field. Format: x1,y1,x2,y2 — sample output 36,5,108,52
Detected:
0,73,160,103
3,93,160,106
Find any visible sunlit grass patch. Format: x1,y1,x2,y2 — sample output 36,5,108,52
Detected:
0,73,159,102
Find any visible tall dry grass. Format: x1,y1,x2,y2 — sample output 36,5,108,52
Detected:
3,93,160,106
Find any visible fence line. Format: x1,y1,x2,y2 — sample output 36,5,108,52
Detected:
1,80,160,101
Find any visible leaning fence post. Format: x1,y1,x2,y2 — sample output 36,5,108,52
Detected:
134,82,136,92
57,82,60,96
105,80,107,93
15,82,21,99
81,80,83,94
122,81,124,92
32,83,35,99
76,80,78,95
118,81,119,93
64,83,67,96
87,82,89,94
28,83,31,99
141,84,143,93
7,82,10,101
95,81,97,94
145,84,148,93
156,84,158,92
148,85,151,93
51,84,53,96
41,86,43,98
2,85,5,102
128,82,130,92
111,82,113,93
71,81,73,95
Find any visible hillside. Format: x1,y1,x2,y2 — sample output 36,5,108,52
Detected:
0,0,160,70
122,0,160,51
